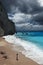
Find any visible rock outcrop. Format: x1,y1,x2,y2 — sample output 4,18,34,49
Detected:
0,2,16,36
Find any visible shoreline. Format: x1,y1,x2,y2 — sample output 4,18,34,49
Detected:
0,37,39,65
3,35,43,65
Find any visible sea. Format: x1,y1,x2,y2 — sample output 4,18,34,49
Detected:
15,31,43,49
3,31,43,64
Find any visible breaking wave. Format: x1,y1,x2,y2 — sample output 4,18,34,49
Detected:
3,35,43,64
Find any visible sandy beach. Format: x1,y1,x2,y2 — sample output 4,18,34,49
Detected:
0,38,39,65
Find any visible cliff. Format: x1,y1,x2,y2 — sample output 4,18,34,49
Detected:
0,2,16,36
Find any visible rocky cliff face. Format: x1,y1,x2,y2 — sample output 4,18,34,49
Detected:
0,2,16,36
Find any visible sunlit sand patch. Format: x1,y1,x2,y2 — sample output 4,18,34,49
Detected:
0,42,6,46
0,38,7,46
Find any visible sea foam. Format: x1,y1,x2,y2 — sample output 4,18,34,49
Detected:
3,35,43,64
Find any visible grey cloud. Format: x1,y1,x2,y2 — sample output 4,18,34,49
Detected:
1,0,43,14
16,23,43,32
33,12,43,25
1,0,43,25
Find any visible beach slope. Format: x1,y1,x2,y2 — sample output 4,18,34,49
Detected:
0,38,39,65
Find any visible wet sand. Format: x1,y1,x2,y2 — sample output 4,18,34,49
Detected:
0,38,39,65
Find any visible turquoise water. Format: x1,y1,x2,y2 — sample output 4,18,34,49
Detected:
15,32,43,49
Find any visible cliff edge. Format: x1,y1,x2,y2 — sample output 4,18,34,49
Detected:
0,2,16,36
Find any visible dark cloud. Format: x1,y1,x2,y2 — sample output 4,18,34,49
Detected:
0,0,43,25
0,0,43,14
33,12,43,25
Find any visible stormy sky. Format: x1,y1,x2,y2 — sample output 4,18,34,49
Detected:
0,0,43,25
1,0,43,13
